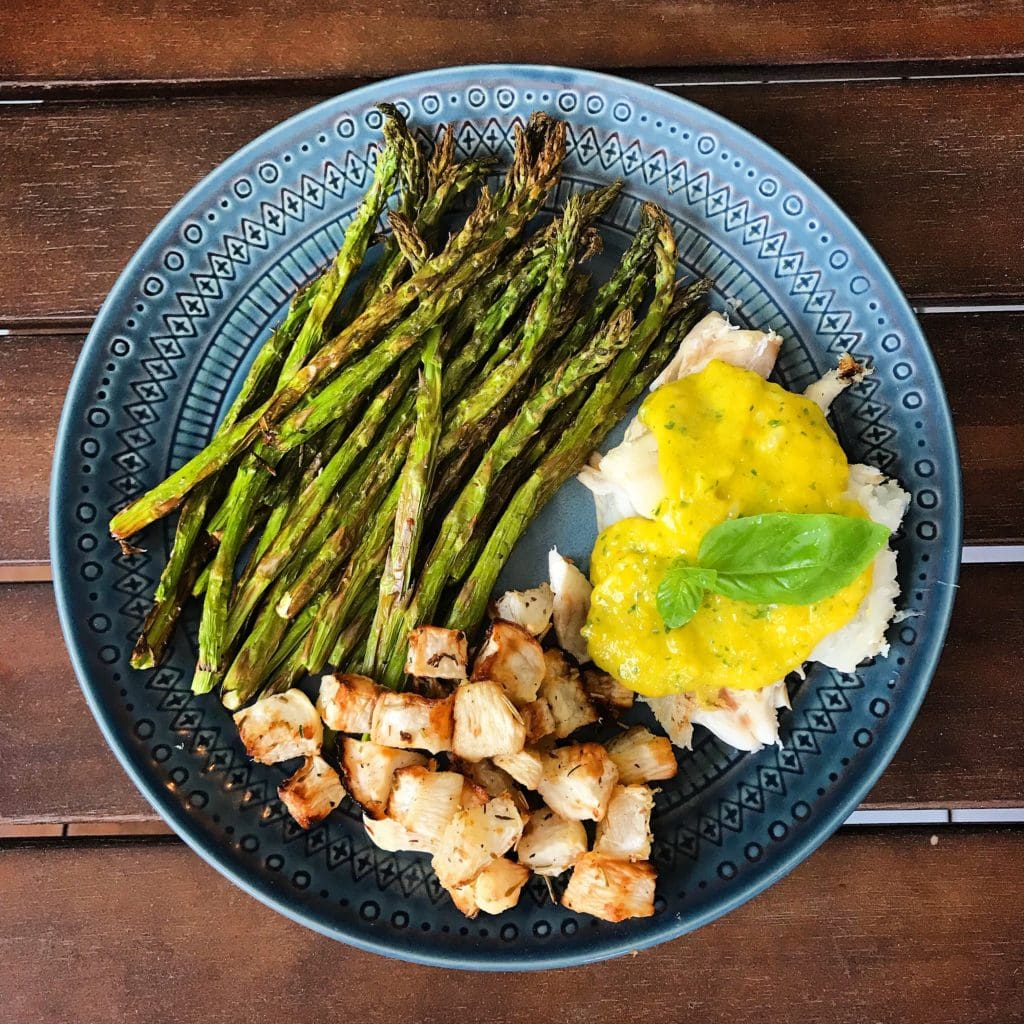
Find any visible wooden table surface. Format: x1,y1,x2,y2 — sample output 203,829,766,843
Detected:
1,5,1022,1021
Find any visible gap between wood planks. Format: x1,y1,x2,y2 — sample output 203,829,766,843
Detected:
3,810,1024,840
0,57,1023,104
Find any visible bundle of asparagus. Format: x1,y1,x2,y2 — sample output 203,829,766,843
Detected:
109,107,710,710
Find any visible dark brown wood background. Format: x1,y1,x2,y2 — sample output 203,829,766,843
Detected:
1,4,1022,1021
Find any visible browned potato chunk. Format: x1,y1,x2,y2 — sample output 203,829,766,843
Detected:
370,690,454,753
539,649,597,739
605,726,678,785
233,689,322,765
582,668,635,713
447,882,480,919
316,673,380,733
339,737,427,819
386,766,464,848
562,853,657,922
363,814,433,854
536,742,618,822
405,625,469,679
277,755,345,829
493,584,554,637
593,785,654,861
493,747,545,791
432,794,525,890
474,858,531,914
519,698,557,744
471,620,546,705
452,680,526,761
516,806,588,877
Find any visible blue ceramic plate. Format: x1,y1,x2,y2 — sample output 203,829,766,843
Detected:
52,65,961,969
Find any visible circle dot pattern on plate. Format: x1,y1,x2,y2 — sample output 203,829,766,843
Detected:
52,65,960,971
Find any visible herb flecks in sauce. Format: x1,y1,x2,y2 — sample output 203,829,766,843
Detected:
584,360,872,699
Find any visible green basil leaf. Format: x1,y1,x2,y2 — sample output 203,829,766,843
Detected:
656,561,718,629
698,512,890,605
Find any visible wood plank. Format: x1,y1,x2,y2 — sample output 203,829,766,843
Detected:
672,77,1024,304
1,79,1023,323
1,1,1022,84
2,564,1021,825
5,312,1019,565
0,331,80,563
0,584,154,823
2,828,1021,1022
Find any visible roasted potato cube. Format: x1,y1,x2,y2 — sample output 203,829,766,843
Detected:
387,766,464,847
516,806,588,877
471,620,546,705
493,748,545,791
582,668,635,713
474,857,531,915
452,680,526,761
405,625,468,679
316,673,379,733
605,726,678,785
277,755,346,829
493,583,554,637
593,785,654,861
450,756,518,800
447,882,480,919
519,698,557,744
561,853,657,922
537,742,618,821
539,649,597,739
233,688,322,764
370,690,454,753
339,737,427,819
432,794,525,890
363,813,434,854
548,548,593,663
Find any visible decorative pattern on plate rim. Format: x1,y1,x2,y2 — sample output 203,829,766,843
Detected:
51,65,961,970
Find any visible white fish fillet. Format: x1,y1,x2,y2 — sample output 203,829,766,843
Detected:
577,312,782,525
803,351,871,414
577,312,908,752
810,464,910,672
548,548,593,664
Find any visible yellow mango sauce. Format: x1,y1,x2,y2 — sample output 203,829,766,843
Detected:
584,359,871,700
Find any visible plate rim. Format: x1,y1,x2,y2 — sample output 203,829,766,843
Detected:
50,62,963,970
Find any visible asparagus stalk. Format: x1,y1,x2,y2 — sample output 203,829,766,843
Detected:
128,279,321,667
378,305,637,686
439,193,586,454
364,329,443,677
233,146,489,567
218,412,416,708
299,485,398,677
223,346,422,644
108,116,566,541
192,115,407,690
446,269,711,637
276,105,404,386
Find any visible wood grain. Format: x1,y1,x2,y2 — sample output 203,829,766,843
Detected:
1,1,1023,85
5,312,1019,565
0,584,153,823
0,332,80,563
2,564,1021,825
2,77,1024,324
2,828,1021,1023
